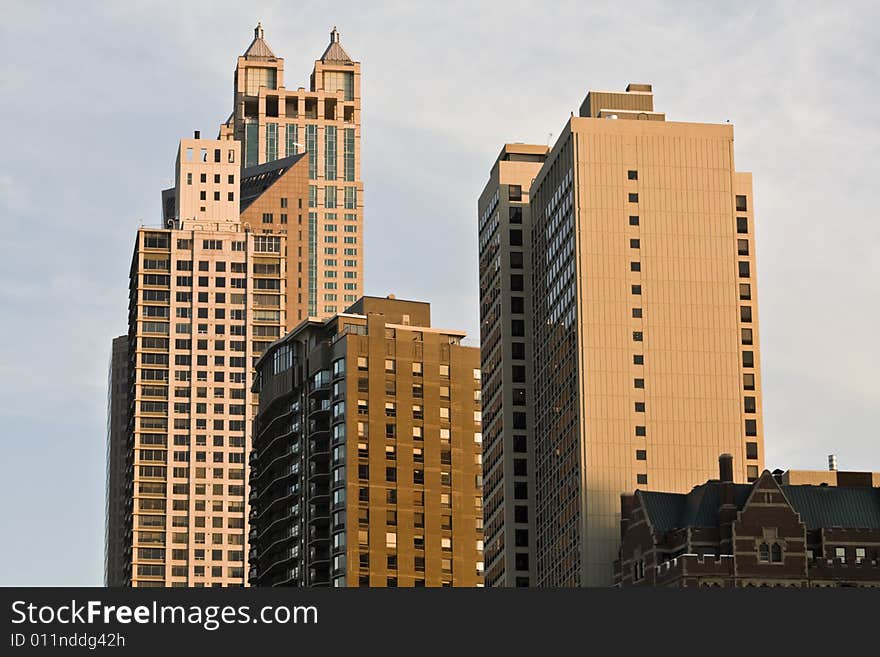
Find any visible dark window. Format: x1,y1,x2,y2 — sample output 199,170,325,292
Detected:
740,306,752,323
514,505,528,523
509,185,522,202
628,193,639,203
628,170,638,180
512,342,526,360
637,474,648,485
739,283,751,300
632,331,643,342
743,373,756,390
744,396,756,413
510,251,524,269
513,412,527,430
636,449,647,460
512,319,525,336
633,354,644,365
630,261,641,272
200,173,207,183
515,553,529,571
634,378,645,389
747,465,759,482
510,274,524,291
742,328,753,345
737,239,749,256
746,442,759,459
515,529,529,547
514,482,528,500
745,419,758,436
516,577,530,587
511,296,524,314
629,215,639,226
512,365,526,382
738,261,750,278
512,388,526,405
735,195,748,212
509,206,522,223
630,238,640,249
771,544,782,563
635,425,646,436
737,216,748,234
742,351,754,368
758,543,770,562
213,191,220,201
632,308,642,318
513,458,528,476
632,284,642,295
358,464,368,479
509,229,523,246
634,401,645,412
513,435,527,452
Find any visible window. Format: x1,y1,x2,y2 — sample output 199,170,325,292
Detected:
509,207,522,223
629,215,639,226
628,193,639,203
738,261,750,278
737,216,748,234
742,328,753,345
747,465,759,481
743,351,754,368
509,185,522,202
634,378,644,389
739,283,751,300
635,425,646,436
744,396,757,413
636,474,648,485
636,449,647,460
745,419,757,436
631,284,641,295
632,308,642,318
735,195,748,212
737,239,749,256
746,442,758,460
632,331,643,342
856,547,866,563
634,402,645,412
758,543,770,563
835,547,846,563
740,306,752,323
510,229,522,246
633,354,644,365
630,238,640,249
630,261,641,272
627,170,638,180
743,373,756,390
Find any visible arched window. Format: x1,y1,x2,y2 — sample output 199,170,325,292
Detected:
758,543,770,563
771,544,783,563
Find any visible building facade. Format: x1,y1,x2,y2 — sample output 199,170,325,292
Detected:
105,335,130,586
485,83,766,586
614,455,880,587
220,24,363,319
118,135,309,586
477,144,548,587
250,296,484,587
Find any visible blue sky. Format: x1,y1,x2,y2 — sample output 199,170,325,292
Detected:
1,0,878,585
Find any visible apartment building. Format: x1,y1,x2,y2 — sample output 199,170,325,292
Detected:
105,335,129,586
220,24,363,318
477,144,548,587
116,135,309,587
483,83,765,587
249,296,484,587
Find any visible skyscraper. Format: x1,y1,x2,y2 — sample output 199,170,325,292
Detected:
482,83,765,587
477,144,548,587
250,297,485,587
220,24,363,319
105,335,129,587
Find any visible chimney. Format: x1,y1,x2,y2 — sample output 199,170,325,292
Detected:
194,130,200,139
828,454,838,472
719,453,734,483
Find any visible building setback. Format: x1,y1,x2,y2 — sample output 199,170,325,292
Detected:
478,144,548,587
220,24,363,320
614,455,880,587
483,83,766,586
250,296,484,587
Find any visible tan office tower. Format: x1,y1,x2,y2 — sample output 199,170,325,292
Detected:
105,335,129,586
525,84,765,586
477,144,548,587
122,135,309,586
220,24,363,319
250,297,484,587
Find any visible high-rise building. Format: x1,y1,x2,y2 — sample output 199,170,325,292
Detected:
220,24,363,319
105,335,130,586
118,135,309,586
249,296,484,587
484,83,765,587
477,144,548,587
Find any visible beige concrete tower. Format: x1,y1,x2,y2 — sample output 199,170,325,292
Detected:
525,84,765,586
221,24,363,320
477,144,548,587
122,135,309,587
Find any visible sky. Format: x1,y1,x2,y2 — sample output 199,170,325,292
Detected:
1,0,878,586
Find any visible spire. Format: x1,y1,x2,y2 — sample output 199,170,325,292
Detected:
320,26,352,64
243,22,276,60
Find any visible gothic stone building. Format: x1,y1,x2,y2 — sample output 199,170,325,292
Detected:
614,455,880,587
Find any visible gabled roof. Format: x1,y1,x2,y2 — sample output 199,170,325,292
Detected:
320,27,353,64
244,23,276,60
781,485,880,530
637,476,880,533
